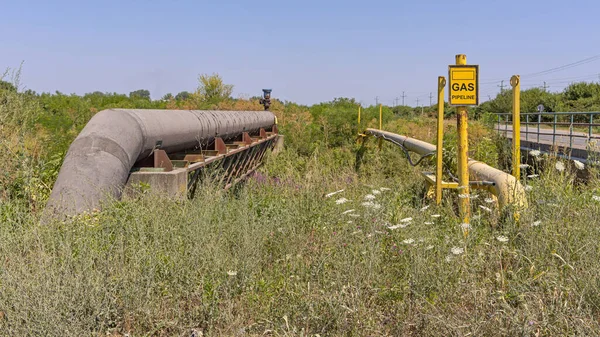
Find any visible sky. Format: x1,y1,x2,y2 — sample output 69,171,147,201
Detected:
1,0,599,106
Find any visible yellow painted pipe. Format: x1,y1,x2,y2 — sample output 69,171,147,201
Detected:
364,128,527,210
455,54,470,227
436,76,446,205
511,75,521,180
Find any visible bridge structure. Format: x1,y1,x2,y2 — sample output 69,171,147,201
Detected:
46,108,282,219
494,111,600,163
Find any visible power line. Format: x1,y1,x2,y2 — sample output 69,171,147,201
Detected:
429,92,433,106
480,54,600,83
521,54,600,78
401,91,406,106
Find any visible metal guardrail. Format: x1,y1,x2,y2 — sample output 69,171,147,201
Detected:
495,111,600,150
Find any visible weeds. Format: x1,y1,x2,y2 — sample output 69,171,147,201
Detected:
1,75,600,335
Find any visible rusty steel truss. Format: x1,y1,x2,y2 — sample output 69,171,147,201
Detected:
126,127,280,200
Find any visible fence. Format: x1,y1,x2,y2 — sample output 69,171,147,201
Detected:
495,111,600,150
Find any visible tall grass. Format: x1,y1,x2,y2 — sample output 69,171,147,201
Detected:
1,143,600,336
1,75,600,335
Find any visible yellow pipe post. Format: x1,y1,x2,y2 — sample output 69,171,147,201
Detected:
436,76,446,205
358,105,361,125
511,75,521,180
455,54,470,231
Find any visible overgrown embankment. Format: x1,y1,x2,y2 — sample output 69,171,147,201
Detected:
1,74,600,335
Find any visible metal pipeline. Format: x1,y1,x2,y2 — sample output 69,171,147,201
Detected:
364,128,527,209
46,109,276,217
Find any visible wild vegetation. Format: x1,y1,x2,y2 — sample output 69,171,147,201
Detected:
1,70,600,336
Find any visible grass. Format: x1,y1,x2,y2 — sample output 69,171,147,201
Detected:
1,142,600,336
2,78,600,335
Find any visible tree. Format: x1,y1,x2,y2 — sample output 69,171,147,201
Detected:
197,73,233,103
129,89,150,100
175,91,190,100
161,93,174,101
0,80,17,93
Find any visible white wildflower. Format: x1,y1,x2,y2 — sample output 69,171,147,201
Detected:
371,189,381,195
525,185,533,191
361,201,381,209
349,213,360,217
484,198,495,203
425,245,434,250
420,205,430,212
479,205,492,212
347,221,354,224
351,230,362,235
342,209,355,215
555,161,565,172
460,223,471,230
530,150,541,157
573,160,585,170
531,220,541,227
527,174,539,178
424,222,434,225
403,238,415,244
431,214,441,218
445,255,453,262
451,247,464,255
380,187,391,191
325,189,344,198
458,194,470,199
335,198,350,205
388,223,408,230
593,195,600,202
227,270,237,276
496,236,509,243
364,194,376,200
399,217,413,223
519,164,529,169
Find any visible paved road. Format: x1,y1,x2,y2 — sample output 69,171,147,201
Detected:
495,125,599,150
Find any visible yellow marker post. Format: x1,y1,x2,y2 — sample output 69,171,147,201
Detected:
449,54,478,230
511,75,521,180
435,76,446,205
358,106,361,125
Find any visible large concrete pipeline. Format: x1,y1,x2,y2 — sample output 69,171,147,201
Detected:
365,129,527,209
46,109,276,217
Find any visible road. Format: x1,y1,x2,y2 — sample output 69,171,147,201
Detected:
495,125,599,150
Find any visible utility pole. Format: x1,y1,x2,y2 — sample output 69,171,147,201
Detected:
542,81,549,92
394,97,399,106
429,92,433,106
375,96,379,105
401,91,406,105
416,98,420,107
498,80,505,93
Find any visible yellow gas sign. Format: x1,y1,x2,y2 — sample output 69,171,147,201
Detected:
448,65,479,106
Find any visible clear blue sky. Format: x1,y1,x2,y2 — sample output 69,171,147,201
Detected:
1,0,599,106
